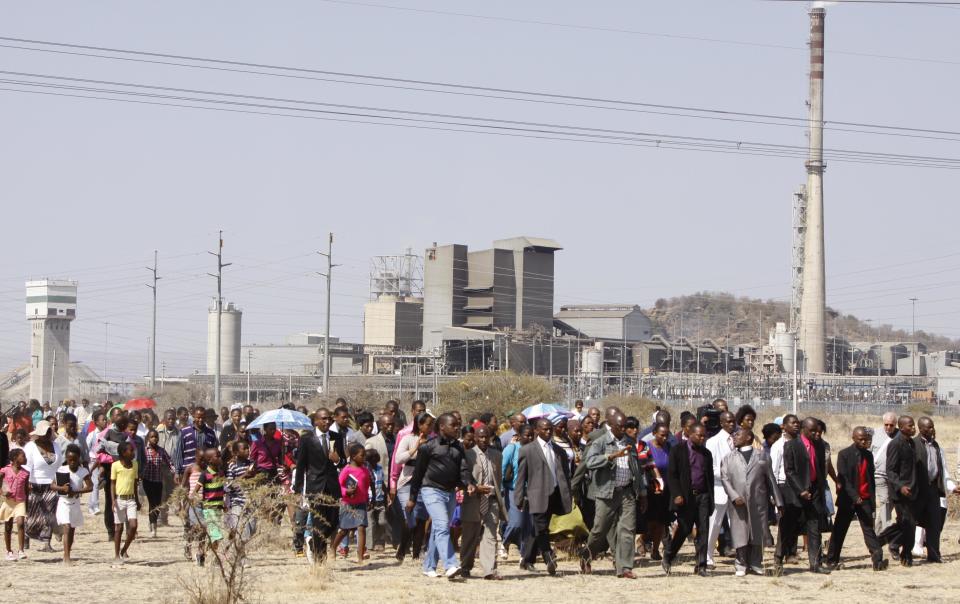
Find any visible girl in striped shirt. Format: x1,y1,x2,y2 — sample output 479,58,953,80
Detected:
192,448,226,566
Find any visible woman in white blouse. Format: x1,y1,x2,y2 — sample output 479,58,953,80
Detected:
23,420,63,551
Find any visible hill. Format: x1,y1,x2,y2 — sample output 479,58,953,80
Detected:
645,291,960,350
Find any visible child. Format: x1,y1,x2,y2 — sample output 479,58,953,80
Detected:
1,448,30,560
53,444,92,565
110,441,140,563
225,440,257,542
331,443,370,564
364,448,388,552
142,429,175,538
193,448,226,567
8,429,28,455
181,447,206,564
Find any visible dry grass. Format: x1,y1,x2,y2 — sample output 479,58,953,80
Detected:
7,411,959,604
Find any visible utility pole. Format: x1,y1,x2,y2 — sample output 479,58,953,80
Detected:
909,297,919,376
208,230,231,406
317,233,338,396
146,250,160,391
246,350,252,405
160,361,166,393
103,321,110,400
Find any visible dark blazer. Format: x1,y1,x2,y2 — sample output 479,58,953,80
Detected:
886,433,919,504
782,436,827,513
666,441,714,515
836,444,876,511
293,431,341,498
913,436,945,498
514,438,573,516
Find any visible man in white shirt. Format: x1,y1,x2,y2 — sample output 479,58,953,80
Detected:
871,412,898,535
705,412,736,568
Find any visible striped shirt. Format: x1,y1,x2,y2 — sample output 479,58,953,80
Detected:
180,425,218,473
198,467,226,509
226,459,252,508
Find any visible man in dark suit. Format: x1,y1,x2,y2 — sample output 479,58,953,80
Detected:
825,427,887,571
913,417,959,563
880,415,920,566
514,417,573,576
664,422,714,576
774,417,831,575
293,408,342,560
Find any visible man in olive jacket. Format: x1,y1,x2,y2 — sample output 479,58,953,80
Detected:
578,413,648,579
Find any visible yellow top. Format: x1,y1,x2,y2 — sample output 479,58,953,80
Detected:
111,460,139,497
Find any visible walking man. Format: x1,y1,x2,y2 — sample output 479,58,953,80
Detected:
705,411,735,569
460,425,505,580
872,412,899,536
664,422,714,576
880,415,921,566
515,418,572,576
825,427,888,571
578,413,648,579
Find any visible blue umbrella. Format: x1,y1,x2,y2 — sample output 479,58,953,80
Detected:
521,402,573,420
247,408,313,431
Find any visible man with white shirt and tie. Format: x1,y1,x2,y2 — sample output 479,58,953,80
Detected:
515,418,573,576
770,414,800,562
705,411,736,569
293,408,342,561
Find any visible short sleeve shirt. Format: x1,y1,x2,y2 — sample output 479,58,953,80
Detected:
111,461,139,497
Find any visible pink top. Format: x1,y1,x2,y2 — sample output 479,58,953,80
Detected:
0,466,30,502
339,465,371,506
800,435,817,482
389,422,414,490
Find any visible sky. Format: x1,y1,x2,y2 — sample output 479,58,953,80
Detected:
2,0,960,381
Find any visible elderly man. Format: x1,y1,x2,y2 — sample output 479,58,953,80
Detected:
578,413,648,579
825,427,888,571
705,411,736,569
872,411,899,536
721,428,782,576
515,418,573,576
460,425,505,580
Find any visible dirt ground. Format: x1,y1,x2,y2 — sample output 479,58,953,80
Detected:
5,414,960,604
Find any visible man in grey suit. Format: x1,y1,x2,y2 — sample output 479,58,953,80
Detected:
578,413,648,579
721,428,783,576
515,418,573,576
460,425,506,580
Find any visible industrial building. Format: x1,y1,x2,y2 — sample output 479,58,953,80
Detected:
422,237,561,351
27,279,77,402
241,334,364,376
364,296,423,348
554,304,654,342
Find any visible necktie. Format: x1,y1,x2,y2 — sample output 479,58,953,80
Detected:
321,433,328,456
478,451,490,517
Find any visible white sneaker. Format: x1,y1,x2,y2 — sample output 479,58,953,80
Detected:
422,570,439,578
445,565,462,579
735,569,746,577
911,547,924,558
497,544,508,560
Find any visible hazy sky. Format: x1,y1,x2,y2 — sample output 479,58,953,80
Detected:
2,0,959,380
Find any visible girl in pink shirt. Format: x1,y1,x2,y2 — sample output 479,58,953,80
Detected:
331,443,370,564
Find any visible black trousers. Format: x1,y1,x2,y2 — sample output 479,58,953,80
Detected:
521,487,563,565
101,462,115,537
776,500,821,568
143,479,164,526
880,500,918,560
666,492,711,569
826,500,882,565
919,491,943,562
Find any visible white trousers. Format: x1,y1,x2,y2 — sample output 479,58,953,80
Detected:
706,492,729,566
87,467,101,514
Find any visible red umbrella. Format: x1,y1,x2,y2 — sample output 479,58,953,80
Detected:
124,398,157,411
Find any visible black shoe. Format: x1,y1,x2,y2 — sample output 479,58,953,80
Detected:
926,557,943,564
578,547,592,575
661,558,672,576
650,549,662,561
888,545,900,562
697,567,710,577
900,557,913,567
519,561,538,572
873,559,889,571
544,551,558,576
460,570,472,578
810,565,831,575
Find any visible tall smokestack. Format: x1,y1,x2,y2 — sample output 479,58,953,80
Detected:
799,6,827,373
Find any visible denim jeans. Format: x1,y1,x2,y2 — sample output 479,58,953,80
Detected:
420,486,458,572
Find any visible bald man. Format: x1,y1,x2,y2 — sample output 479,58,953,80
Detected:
912,417,959,563
871,411,899,535
880,416,920,565
825,427,887,571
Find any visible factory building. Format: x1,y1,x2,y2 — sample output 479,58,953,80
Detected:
554,304,653,342
241,333,364,376
27,279,77,402
422,237,561,352
206,301,242,374
363,296,423,349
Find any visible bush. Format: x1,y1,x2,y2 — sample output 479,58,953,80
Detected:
906,402,934,416
436,371,561,418
593,394,660,422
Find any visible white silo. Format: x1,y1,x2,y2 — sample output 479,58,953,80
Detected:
770,322,795,374
207,301,242,374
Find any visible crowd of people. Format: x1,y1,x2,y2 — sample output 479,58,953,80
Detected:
0,396,958,580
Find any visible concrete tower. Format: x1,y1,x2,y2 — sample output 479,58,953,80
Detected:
27,279,77,402
798,6,827,373
207,301,242,374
